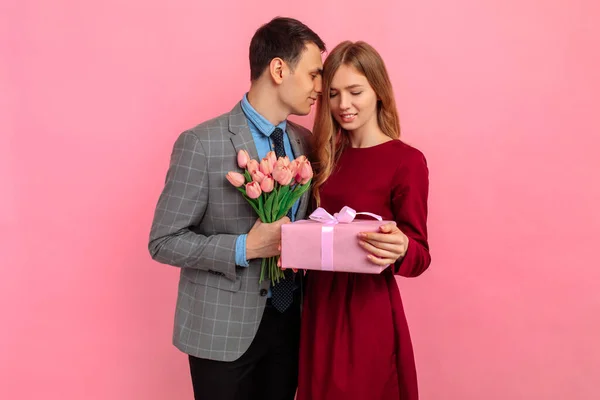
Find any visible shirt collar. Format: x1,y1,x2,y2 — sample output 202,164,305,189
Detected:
240,93,287,137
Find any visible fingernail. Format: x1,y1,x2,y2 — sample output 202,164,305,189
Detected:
358,232,366,238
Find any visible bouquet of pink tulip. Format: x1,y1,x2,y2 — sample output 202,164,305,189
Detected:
226,149,313,283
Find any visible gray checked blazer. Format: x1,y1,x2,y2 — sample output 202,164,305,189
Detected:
148,101,313,361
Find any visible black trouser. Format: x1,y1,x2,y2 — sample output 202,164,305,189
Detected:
188,297,301,400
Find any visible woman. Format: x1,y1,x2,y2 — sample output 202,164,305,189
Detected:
296,41,431,400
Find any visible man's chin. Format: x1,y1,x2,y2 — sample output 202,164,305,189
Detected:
290,107,311,117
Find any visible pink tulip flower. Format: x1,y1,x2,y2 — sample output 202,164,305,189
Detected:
237,150,250,169
260,176,274,193
245,181,262,199
226,171,245,187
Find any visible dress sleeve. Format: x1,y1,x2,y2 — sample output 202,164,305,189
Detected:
391,149,431,277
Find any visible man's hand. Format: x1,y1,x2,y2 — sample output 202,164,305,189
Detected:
246,217,291,260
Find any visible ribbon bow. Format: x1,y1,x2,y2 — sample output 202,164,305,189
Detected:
309,206,382,224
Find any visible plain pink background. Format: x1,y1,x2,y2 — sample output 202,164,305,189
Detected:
2,1,599,399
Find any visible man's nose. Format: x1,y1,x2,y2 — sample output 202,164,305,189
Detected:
314,76,323,94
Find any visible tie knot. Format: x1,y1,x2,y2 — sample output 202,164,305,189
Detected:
271,127,284,144
271,127,287,158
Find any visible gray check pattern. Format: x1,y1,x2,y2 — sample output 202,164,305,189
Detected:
148,102,312,361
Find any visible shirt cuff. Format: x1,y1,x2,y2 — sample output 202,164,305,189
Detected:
235,234,250,267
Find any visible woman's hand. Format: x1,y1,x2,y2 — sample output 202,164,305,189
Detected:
358,222,409,266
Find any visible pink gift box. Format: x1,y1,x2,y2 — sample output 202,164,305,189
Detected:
281,218,393,274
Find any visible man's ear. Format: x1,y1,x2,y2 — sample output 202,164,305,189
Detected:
269,58,286,84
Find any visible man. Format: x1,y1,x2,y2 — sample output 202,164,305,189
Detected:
148,17,325,400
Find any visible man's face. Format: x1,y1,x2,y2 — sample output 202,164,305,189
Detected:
279,43,323,116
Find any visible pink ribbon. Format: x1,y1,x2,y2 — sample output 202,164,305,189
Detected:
308,207,382,271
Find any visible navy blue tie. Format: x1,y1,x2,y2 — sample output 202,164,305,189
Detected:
270,127,296,313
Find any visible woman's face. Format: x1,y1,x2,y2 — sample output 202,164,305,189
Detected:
328,64,379,133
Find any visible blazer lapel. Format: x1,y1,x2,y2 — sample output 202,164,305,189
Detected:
229,102,259,162
287,124,305,160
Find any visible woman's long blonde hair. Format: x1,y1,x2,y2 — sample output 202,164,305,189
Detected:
312,41,401,206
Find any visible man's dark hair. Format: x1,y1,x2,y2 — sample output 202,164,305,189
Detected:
249,17,326,81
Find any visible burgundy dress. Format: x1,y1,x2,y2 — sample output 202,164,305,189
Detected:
297,140,431,400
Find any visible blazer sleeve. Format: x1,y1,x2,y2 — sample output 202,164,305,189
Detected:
148,130,238,281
